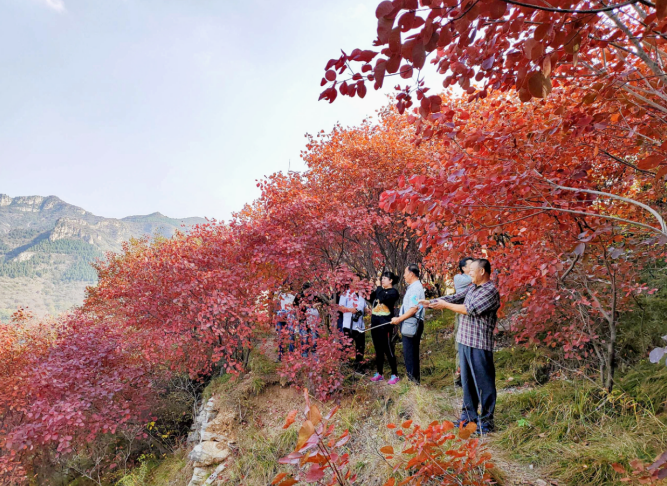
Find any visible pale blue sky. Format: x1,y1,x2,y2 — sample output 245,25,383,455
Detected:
0,0,391,219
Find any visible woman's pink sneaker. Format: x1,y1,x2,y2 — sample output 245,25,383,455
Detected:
388,375,400,385
370,373,384,382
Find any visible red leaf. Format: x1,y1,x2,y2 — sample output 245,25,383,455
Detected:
272,472,288,485
637,155,663,170
304,464,325,482
283,410,298,429
527,71,552,98
374,60,387,88
481,55,495,71
357,81,368,98
377,17,394,44
412,40,426,69
438,27,452,47
386,54,401,74
295,420,315,450
277,479,298,486
657,0,667,19
389,28,401,53
376,1,395,18
398,11,416,31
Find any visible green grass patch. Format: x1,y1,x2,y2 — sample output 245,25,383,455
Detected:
224,427,297,484
113,451,189,486
201,374,232,403
419,309,458,388
492,371,667,485
494,346,550,390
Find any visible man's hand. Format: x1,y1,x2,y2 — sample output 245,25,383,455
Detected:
429,300,449,310
417,299,431,307
390,317,401,325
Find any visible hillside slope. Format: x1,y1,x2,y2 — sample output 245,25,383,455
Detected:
0,194,206,319
115,305,667,486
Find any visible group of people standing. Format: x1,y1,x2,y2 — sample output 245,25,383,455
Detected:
336,264,425,385
276,257,501,435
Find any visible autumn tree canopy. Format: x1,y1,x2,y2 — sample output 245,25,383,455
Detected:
320,0,666,117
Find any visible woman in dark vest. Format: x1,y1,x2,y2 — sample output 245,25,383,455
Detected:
369,271,400,384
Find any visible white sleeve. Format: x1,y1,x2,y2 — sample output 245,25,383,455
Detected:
354,294,365,311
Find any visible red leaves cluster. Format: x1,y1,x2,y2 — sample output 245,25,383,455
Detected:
0,312,154,484
611,454,667,483
381,419,494,485
274,389,354,486
320,0,667,114
277,327,354,401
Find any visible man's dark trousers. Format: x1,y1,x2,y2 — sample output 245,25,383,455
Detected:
458,343,496,430
402,320,424,383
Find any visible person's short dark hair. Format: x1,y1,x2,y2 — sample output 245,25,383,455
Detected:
407,264,420,279
474,258,491,275
381,270,399,286
458,257,473,274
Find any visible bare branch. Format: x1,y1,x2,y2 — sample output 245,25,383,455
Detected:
500,0,643,13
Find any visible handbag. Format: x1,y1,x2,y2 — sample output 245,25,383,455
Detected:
403,317,424,338
401,317,419,337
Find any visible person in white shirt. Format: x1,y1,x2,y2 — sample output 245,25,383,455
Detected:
338,288,367,371
276,291,295,361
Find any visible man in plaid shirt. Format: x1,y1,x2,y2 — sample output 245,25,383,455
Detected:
420,258,500,434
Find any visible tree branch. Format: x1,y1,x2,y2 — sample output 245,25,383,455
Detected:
500,0,641,13
544,180,667,234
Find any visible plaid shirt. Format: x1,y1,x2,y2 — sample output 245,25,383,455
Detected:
433,281,500,351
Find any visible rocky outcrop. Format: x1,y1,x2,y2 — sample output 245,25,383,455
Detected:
190,441,230,467
0,195,81,214
186,396,237,486
14,252,34,262
48,217,130,251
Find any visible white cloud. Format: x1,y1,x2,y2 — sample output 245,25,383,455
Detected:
40,0,66,13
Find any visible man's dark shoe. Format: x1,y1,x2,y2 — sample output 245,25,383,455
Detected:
474,423,495,436
454,373,462,387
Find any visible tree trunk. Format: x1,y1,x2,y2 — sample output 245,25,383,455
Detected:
604,318,617,392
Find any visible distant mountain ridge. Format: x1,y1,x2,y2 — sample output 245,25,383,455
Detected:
0,194,206,320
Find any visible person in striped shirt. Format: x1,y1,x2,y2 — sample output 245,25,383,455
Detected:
420,258,500,434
